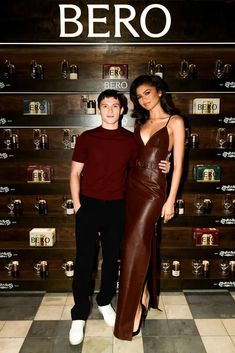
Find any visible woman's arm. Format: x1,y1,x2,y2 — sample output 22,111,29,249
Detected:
161,116,185,223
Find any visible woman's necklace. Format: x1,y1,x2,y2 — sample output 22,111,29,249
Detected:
148,115,169,124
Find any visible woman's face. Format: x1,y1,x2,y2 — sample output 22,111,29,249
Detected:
136,83,161,111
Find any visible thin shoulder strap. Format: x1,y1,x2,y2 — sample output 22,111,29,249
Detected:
165,115,172,127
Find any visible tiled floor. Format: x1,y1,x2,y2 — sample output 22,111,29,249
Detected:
0,290,235,353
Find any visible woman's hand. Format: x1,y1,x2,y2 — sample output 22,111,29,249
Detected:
159,160,171,174
161,200,175,223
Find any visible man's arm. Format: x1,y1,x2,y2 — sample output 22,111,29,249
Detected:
70,161,84,213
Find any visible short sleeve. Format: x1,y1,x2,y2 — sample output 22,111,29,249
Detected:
72,132,88,163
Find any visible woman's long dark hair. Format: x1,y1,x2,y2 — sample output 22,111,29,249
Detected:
130,75,178,124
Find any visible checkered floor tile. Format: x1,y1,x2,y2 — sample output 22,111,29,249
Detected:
0,291,235,353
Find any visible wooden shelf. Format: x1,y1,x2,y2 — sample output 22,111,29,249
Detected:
1,43,235,292
1,79,235,94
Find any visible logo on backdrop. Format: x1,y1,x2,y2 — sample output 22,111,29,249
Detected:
59,4,171,39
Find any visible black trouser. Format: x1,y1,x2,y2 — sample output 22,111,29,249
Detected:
71,195,125,320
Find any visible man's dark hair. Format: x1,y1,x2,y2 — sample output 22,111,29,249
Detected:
97,89,125,109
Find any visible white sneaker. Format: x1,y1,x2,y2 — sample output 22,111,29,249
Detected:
98,304,116,327
69,320,85,345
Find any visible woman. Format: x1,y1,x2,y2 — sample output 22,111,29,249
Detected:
114,75,185,340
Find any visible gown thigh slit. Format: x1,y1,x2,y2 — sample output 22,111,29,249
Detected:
114,123,170,340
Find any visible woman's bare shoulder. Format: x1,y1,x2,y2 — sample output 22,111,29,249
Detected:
170,114,184,121
169,114,185,128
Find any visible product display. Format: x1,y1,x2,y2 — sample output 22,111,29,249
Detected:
219,259,230,275
229,261,235,275
175,199,184,215
69,64,78,79
172,260,180,277
30,60,44,79
35,199,48,215
27,165,54,183
190,133,199,148
227,132,235,149
3,59,16,81
147,60,164,78
161,259,171,273
203,198,212,214
86,100,96,115
62,261,74,277
193,227,220,246
61,59,69,79
216,128,227,148
103,64,128,79
192,259,202,275
222,194,234,214
202,260,210,277
5,260,20,277
213,59,232,80
23,99,50,115
39,131,49,149
29,228,56,247
193,98,220,114
62,198,74,215
194,164,221,182
0,42,234,295
34,260,49,278
179,59,197,79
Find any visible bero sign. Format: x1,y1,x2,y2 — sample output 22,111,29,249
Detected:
0,0,234,44
59,4,171,38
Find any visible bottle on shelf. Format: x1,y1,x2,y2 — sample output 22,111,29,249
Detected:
203,198,212,215
7,199,23,216
5,260,20,277
69,64,78,79
213,59,224,79
70,133,78,149
3,59,16,81
11,133,19,150
30,60,44,79
62,196,74,215
61,59,69,79
179,59,189,79
35,198,48,216
154,63,164,78
40,130,49,150
34,260,48,278
202,260,210,277
190,133,199,149
62,260,74,277
172,260,180,277
147,59,156,76
87,100,96,115
188,63,197,79
227,133,235,149
229,261,235,276
3,128,12,150
175,199,184,215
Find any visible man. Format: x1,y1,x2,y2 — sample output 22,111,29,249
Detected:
69,89,169,345
69,89,136,345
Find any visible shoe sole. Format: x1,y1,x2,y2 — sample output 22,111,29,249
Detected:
69,337,83,345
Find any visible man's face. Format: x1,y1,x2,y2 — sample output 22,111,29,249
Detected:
98,97,124,128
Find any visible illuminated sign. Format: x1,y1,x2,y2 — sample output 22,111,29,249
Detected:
59,4,171,38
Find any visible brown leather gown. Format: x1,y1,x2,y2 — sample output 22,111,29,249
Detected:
114,122,170,340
